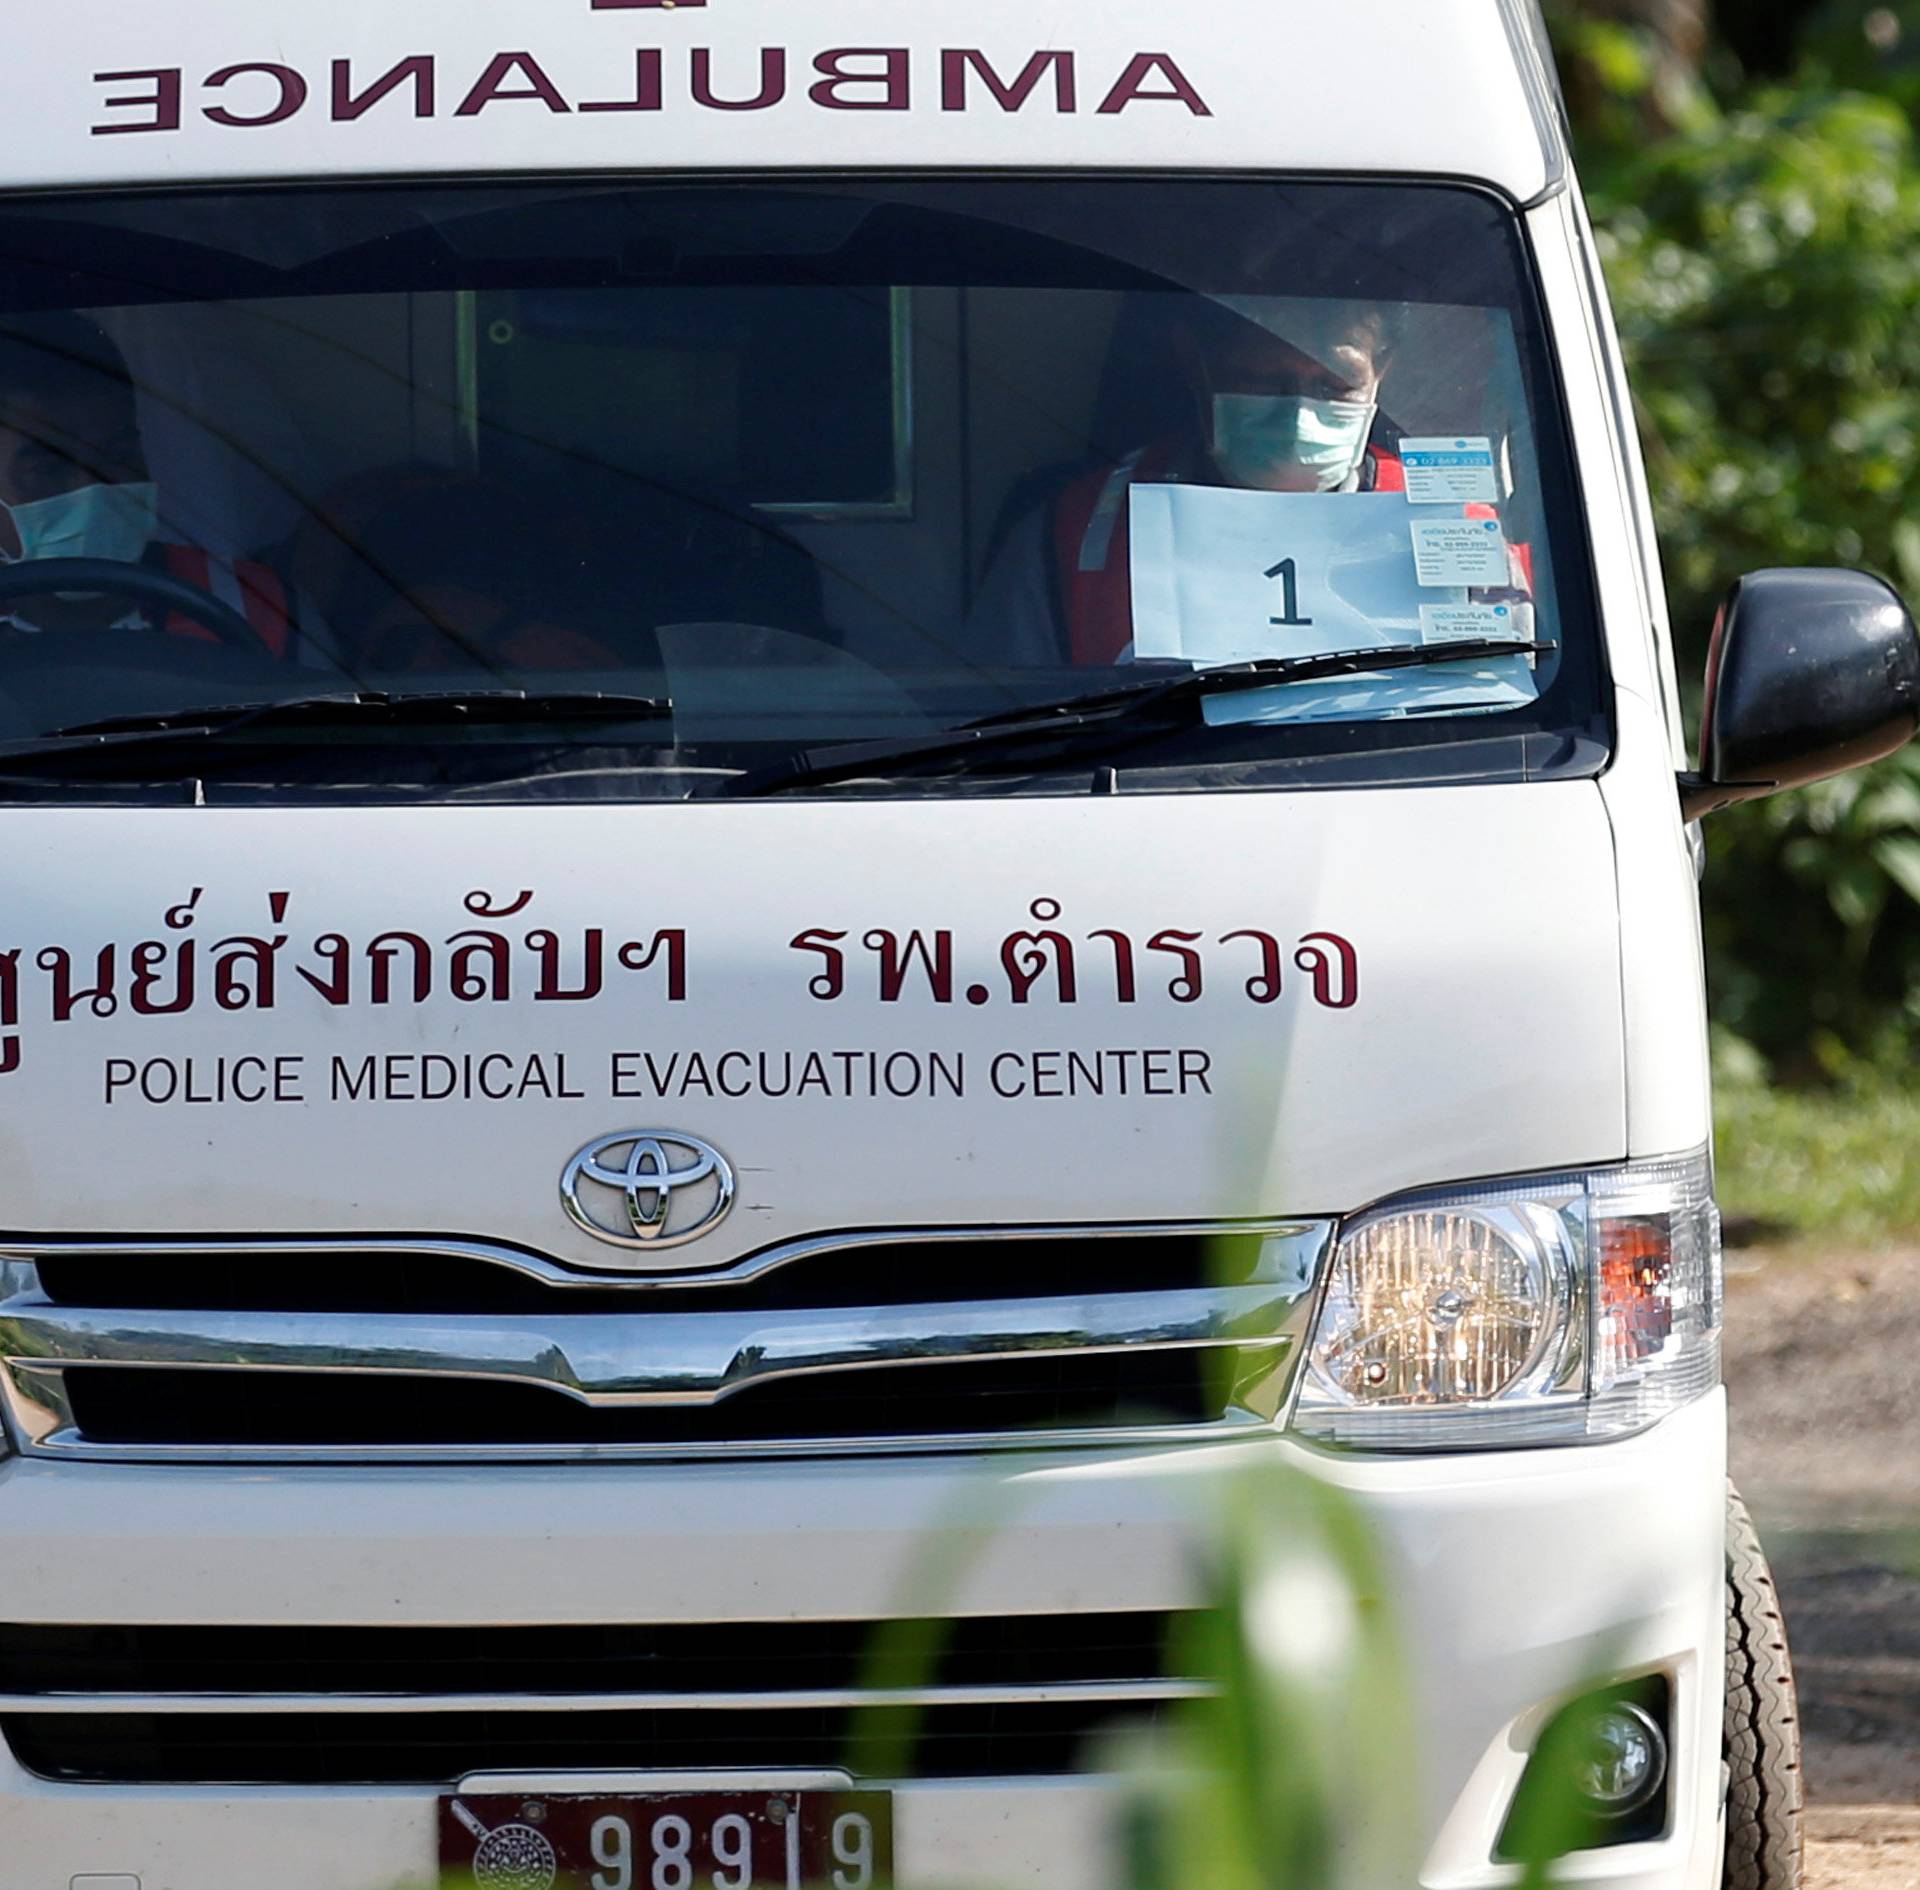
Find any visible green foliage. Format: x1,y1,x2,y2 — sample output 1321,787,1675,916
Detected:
1119,1469,1417,1890
1577,58,1920,1074
1542,3,1718,149
1593,88,1920,651
1715,1064,1920,1245
1117,1465,1615,1890
1796,3,1920,119
1701,746,1920,1074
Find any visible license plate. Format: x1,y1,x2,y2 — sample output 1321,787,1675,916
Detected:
439,1788,894,1890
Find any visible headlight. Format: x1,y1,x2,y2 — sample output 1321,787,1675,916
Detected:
1291,1148,1720,1449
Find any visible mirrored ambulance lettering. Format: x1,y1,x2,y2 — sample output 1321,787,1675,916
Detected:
92,47,1211,134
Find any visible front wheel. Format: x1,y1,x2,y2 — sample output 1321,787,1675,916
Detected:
1724,1484,1804,1890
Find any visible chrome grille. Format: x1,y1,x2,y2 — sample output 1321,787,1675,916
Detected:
0,1222,1329,1462
0,1610,1206,1785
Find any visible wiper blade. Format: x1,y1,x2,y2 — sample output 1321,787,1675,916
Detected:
45,688,677,740
721,639,1553,796
0,689,676,766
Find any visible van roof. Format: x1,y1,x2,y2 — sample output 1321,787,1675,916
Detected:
4,1,1567,202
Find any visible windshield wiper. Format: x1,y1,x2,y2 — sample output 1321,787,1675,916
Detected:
0,689,676,767
720,639,1554,797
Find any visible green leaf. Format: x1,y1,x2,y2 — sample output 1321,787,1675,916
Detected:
1874,835,1920,908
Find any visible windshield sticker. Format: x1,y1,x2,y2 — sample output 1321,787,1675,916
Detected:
1398,437,1501,505
0,893,1360,1089
1409,516,1511,587
1129,487,1438,669
1418,602,1529,645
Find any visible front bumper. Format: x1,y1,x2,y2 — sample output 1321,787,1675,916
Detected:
0,1391,1726,1890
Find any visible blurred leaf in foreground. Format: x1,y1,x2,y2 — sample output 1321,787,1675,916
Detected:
1115,1467,1415,1890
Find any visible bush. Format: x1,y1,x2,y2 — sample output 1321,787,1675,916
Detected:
1590,88,1920,1074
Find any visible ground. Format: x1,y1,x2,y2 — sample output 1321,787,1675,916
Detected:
1727,1244,1920,1888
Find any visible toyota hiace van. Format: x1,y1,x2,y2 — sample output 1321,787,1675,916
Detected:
0,4,1908,1887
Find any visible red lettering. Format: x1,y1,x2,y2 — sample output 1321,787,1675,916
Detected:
690,48,786,111
203,63,310,129
941,49,1076,113
92,68,183,136
332,55,436,122
580,50,664,113
810,47,910,112
455,51,572,117
1096,52,1212,116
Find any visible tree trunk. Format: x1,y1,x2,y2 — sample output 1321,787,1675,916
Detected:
1554,0,1709,136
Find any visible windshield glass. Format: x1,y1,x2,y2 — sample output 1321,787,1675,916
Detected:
0,176,1604,799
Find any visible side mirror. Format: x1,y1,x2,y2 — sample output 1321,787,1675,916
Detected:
1681,567,1920,820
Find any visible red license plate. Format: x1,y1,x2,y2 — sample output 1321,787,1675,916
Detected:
439,1788,894,1890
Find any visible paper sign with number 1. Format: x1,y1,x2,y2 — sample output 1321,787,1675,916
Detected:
1128,485,1461,668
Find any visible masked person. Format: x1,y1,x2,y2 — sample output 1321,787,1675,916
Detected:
0,312,295,651
971,299,1412,669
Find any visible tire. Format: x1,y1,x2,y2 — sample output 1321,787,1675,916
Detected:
1724,1483,1804,1890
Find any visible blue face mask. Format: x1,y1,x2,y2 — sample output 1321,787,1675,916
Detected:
4,480,158,567
1212,394,1377,492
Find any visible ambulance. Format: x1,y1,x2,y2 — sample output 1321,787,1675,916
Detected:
0,2,1908,1886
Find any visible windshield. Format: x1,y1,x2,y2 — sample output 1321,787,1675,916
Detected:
0,176,1604,800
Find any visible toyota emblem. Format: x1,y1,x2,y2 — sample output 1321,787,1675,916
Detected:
560,1130,736,1253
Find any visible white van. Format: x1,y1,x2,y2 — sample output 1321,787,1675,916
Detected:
0,3,1909,1886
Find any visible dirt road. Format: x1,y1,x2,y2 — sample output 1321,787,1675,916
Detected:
1727,1245,1920,1887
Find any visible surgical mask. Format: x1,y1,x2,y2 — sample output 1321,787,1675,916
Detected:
1212,394,1377,492
2,480,158,567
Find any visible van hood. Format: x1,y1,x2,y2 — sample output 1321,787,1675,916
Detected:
0,787,1624,1267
